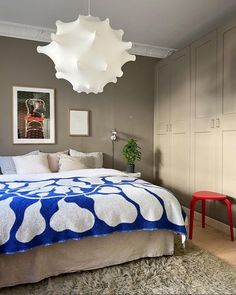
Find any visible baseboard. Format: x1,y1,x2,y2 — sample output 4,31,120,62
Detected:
182,206,236,236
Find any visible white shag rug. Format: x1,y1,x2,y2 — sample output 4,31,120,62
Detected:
1,238,236,295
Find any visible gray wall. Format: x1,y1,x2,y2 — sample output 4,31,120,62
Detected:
0,36,157,181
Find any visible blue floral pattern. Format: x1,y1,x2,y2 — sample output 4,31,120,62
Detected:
0,175,187,254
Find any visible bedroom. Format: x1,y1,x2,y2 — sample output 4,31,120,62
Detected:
0,0,236,294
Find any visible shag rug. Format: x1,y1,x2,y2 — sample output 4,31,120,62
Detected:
1,238,236,295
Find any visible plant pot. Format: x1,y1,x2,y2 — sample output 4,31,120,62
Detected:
127,164,135,173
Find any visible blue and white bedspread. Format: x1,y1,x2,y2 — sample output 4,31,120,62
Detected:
0,169,187,254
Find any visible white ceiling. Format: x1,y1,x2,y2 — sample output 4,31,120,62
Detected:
0,0,236,49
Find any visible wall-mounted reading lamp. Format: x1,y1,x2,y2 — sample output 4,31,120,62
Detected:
111,129,117,168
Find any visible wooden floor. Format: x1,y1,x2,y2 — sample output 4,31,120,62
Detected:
189,219,236,266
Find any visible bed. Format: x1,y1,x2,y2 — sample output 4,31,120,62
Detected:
0,168,186,288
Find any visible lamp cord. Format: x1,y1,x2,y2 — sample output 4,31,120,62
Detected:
88,0,91,15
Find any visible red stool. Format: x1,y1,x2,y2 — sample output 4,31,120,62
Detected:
189,191,234,241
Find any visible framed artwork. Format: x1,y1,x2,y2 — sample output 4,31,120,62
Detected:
13,86,55,144
69,109,89,136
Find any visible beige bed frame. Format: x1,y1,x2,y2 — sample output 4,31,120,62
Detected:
0,230,174,288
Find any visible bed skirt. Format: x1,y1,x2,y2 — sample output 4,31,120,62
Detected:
0,230,174,288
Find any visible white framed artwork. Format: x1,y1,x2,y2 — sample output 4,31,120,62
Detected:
69,109,89,136
13,86,55,144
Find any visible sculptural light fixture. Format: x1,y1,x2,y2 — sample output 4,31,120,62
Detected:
37,1,136,94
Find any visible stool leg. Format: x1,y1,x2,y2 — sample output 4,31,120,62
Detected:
224,199,234,242
189,198,197,240
202,200,206,228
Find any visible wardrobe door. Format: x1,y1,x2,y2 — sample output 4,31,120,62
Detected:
217,20,236,196
190,31,218,192
169,47,190,196
155,59,170,133
154,59,171,187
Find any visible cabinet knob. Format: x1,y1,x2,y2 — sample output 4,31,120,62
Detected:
216,118,220,128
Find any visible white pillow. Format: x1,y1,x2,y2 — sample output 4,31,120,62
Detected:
40,150,68,172
69,149,103,168
13,154,51,175
58,154,94,172
0,150,40,175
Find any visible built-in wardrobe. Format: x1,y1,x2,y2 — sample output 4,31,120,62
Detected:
154,16,236,224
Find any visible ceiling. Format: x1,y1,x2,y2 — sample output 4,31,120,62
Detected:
0,0,236,49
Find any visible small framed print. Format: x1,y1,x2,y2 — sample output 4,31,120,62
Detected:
69,109,89,136
13,86,55,144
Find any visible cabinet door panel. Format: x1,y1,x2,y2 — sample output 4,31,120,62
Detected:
154,59,171,184
156,60,170,130
191,31,217,193
221,27,236,115
170,133,189,195
192,31,217,120
170,47,190,196
155,134,170,187
217,21,236,197
195,41,216,118
222,131,236,196
155,49,190,194
194,132,216,191
171,47,190,122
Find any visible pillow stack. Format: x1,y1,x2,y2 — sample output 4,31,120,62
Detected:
40,151,68,172
69,149,103,168
58,149,103,172
0,149,103,175
0,150,40,175
13,154,51,175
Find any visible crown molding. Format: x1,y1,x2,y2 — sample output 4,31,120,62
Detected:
0,21,54,42
130,42,175,58
0,20,175,59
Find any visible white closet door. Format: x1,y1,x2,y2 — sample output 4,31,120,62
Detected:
217,20,236,197
154,59,171,187
156,59,170,132
169,47,190,196
190,31,218,192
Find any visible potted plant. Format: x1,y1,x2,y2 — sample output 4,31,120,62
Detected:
122,138,141,173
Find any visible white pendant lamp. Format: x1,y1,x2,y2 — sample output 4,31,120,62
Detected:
37,1,136,94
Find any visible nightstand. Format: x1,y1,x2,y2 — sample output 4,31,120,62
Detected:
122,171,141,178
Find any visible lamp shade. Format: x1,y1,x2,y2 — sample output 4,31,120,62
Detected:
37,15,136,94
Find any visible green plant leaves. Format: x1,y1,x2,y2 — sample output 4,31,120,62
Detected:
122,138,141,164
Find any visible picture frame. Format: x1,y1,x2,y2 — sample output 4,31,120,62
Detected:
69,109,89,136
13,86,55,144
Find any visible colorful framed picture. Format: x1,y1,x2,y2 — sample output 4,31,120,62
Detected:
13,86,55,144
69,109,89,136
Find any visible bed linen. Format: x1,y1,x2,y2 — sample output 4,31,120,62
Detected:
0,150,40,175
0,169,187,255
0,230,174,288
69,149,103,168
